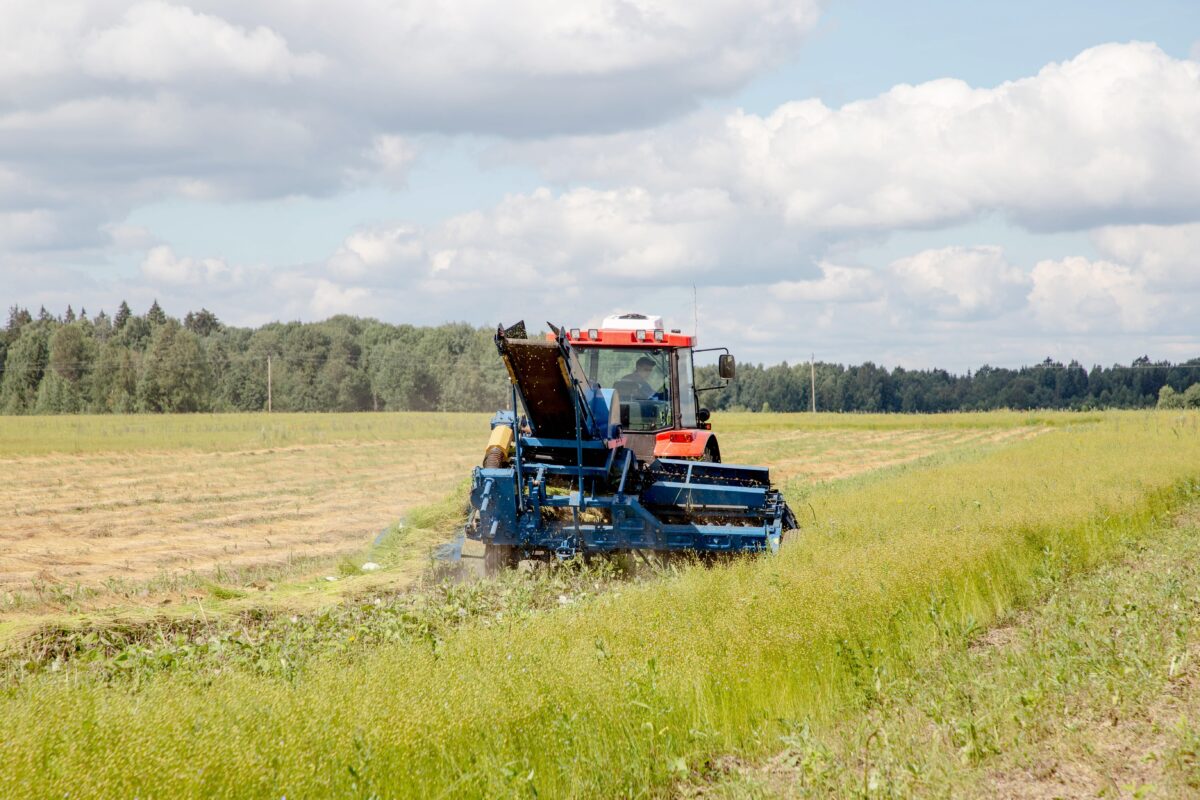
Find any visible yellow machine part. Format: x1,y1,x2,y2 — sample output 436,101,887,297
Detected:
483,425,514,468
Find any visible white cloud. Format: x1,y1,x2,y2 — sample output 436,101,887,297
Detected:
890,245,1028,318
768,263,881,303
1091,223,1200,288
140,244,243,287
0,1,821,129
323,185,805,290
328,225,424,279
0,210,62,250
364,135,418,187
1028,256,1155,333
104,223,157,251
0,0,823,268
308,278,372,318
514,42,1200,234
80,2,326,84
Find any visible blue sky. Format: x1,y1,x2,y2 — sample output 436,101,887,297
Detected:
4,1,1200,369
738,0,1200,109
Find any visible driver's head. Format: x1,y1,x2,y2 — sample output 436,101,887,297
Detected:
635,356,655,377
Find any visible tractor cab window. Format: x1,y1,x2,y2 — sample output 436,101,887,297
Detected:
583,348,673,431
677,348,697,428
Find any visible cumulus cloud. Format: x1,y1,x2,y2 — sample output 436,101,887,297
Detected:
1091,223,1200,288
323,185,813,292
80,1,326,84
140,244,244,287
1028,257,1155,333
768,263,881,304
0,0,823,267
0,210,63,250
513,42,1200,234
308,278,373,318
364,135,419,187
890,246,1028,319
0,1,821,127
220,0,823,134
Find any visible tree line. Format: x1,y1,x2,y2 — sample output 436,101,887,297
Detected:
0,303,509,414
695,357,1200,412
2,303,1198,414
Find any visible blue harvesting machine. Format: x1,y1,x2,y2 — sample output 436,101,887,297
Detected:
466,315,797,572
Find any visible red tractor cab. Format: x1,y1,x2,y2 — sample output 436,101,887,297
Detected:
556,312,736,464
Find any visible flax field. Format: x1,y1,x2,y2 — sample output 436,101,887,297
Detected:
1,410,1198,797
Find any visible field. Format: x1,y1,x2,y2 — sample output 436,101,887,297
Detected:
0,413,486,595
0,411,1035,611
2,409,1199,798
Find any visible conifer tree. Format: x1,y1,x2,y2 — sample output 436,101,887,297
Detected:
5,306,31,337
114,301,132,330
147,300,167,326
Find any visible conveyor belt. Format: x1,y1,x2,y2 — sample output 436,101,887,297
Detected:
497,332,593,439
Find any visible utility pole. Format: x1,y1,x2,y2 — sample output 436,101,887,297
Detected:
810,353,817,413
267,354,273,414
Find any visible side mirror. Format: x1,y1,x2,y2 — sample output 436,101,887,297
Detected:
697,408,711,423
718,354,736,380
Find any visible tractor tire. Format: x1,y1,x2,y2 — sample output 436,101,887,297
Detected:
702,443,721,463
484,543,520,575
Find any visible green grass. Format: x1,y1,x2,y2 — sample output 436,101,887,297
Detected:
688,506,1200,797
0,411,490,456
714,408,1095,433
1,411,1199,798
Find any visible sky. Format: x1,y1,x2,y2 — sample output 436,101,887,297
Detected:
2,0,1200,370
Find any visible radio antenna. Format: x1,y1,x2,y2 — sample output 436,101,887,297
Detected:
692,284,699,339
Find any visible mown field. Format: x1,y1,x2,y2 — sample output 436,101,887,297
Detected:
0,413,486,598
1,409,1198,798
0,411,1031,614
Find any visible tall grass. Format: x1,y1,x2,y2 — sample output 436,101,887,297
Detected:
1,412,1198,798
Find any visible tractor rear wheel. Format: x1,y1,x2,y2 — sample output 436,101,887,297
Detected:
484,543,521,575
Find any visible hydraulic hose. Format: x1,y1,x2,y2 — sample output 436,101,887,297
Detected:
482,424,514,468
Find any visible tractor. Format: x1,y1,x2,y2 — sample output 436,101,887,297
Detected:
466,313,797,572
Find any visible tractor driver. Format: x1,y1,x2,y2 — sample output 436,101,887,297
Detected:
619,356,659,400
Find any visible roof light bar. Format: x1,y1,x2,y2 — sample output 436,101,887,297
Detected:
653,329,665,342
635,330,647,341
588,328,599,339
570,328,580,338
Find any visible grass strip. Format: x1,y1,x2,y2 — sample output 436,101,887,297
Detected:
686,507,1200,798
1,412,1198,798
0,411,490,456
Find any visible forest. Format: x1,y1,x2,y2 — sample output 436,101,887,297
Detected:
2,303,1198,414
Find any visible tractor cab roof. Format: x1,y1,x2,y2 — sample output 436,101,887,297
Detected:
554,312,696,348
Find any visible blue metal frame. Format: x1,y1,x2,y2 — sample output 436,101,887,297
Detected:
468,462,787,558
